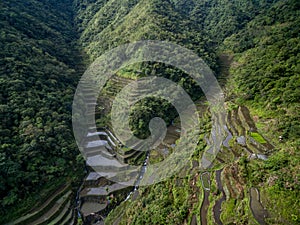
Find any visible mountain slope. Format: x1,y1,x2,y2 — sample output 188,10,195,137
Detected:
173,0,282,44
95,1,299,224
0,0,299,224
74,0,216,65
0,0,84,222
221,0,300,223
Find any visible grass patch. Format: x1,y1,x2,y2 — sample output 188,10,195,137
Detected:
220,199,236,223
250,132,267,144
255,122,264,130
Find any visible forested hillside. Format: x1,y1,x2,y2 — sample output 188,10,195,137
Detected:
173,0,281,43
73,0,219,138
73,0,299,224
0,0,84,222
1,0,299,224
221,0,300,222
74,0,216,65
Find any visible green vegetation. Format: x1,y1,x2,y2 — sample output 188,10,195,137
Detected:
106,179,191,224
78,1,299,224
221,0,300,223
220,198,236,222
74,0,217,138
0,0,84,222
104,1,299,224
250,132,267,144
129,97,178,139
1,0,299,224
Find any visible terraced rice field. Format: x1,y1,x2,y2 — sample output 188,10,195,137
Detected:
9,74,275,225
5,185,75,225
76,75,182,224
198,104,274,225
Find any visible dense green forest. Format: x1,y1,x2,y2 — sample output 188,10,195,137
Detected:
0,0,84,221
0,0,299,224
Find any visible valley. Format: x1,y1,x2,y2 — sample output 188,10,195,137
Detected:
1,0,299,225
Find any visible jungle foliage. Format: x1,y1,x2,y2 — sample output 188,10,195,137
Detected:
0,0,84,219
1,0,299,224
